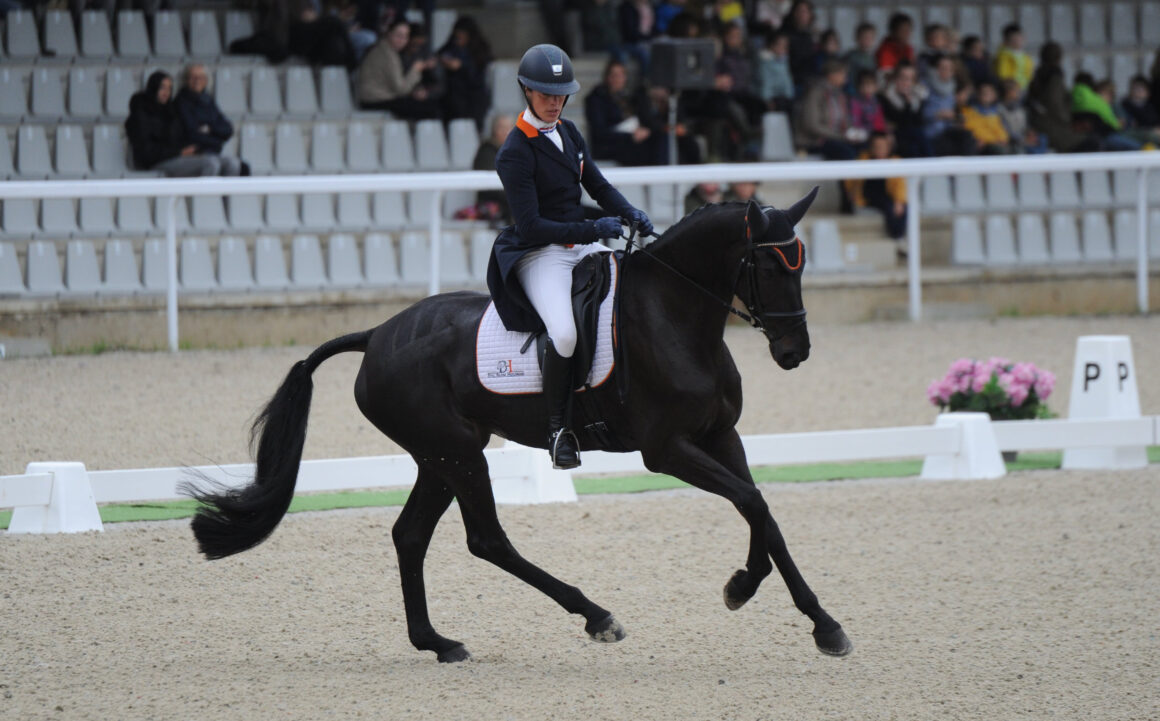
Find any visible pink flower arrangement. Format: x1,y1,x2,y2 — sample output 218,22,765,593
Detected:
928,357,1056,421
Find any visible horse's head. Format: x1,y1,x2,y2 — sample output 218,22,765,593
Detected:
735,188,817,370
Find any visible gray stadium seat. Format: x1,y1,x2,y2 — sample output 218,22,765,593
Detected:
373,191,409,228
1016,213,1050,264
951,215,984,265
337,192,372,230
16,126,53,179
984,174,1018,212
1081,211,1114,262
44,10,79,58
1078,3,1107,48
2,199,38,238
103,239,141,293
290,234,327,287
265,194,300,232
240,124,274,175
1080,170,1114,208
319,67,353,116
274,123,308,173
863,7,889,34
921,176,953,214
957,5,984,40
81,10,114,57
55,125,91,178
618,184,647,212
92,125,128,177
1078,53,1107,81
141,238,168,292
1018,6,1046,50
228,194,265,231
383,120,416,171
399,231,472,285
1049,172,1081,208
807,220,844,272
300,193,336,230
408,191,435,225
65,240,102,293
224,11,256,50
79,197,116,237
448,118,480,170
40,199,79,238
310,123,344,173
152,11,187,59
1048,213,1082,263
953,175,985,212
832,8,859,52
0,128,15,179
30,68,66,120
180,237,217,291
191,195,229,234
648,184,679,224
217,236,254,290
27,241,64,295
760,112,795,161
154,197,190,233
213,66,248,117
0,243,23,294
346,122,380,172
414,120,450,171
104,66,136,119
364,232,399,285
469,230,492,282
68,66,104,119
5,10,40,58
1151,210,1160,260
249,66,282,117
327,234,363,287
925,6,954,27
489,62,525,114
1143,4,1160,45
1112,210,1138,262
1016,172,1050,210
116,10,152,58
984,215,1018,265
284,66,319,118
0,69,26,122
986,5,1013,52
1048,5,1076,46
117,197,154,234
190,10,223,58
253,235,289,289
444,189,476,219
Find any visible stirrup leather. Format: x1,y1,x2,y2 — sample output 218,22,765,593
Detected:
548,427,580,470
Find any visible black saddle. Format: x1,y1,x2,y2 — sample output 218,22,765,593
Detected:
521,252,613,385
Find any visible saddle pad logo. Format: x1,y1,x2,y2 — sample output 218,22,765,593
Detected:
489,359,525,379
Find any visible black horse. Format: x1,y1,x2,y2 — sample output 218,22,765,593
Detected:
184,190,853,662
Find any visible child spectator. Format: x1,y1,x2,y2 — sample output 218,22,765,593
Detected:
996,79,1047,153
812,28,841,79
961,80,1012,154
1121,75,1160,134
879,61,930,157
875,12,915,72
960,35,996,90
782,0,817,95
848,70,886,135
843,131,907,243
843,22,878,89
716,23,766,126
757,31,795,112
1072,73,1140,150
795,59,861,159
916,23,950,87
922,55,977,156
993,24,1033,93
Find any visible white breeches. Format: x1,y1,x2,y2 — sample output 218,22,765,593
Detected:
515,243,608,358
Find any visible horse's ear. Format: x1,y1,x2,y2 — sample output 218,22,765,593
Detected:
745,199,769,239
786,186,820,226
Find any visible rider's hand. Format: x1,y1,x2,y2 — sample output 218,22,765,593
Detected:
626,208,654,236
593,216,623,241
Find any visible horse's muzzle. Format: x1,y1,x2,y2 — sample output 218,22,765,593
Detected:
770,330,810,370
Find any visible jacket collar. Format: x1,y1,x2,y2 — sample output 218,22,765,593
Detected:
517,111,581,176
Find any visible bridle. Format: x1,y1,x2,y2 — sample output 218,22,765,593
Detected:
624,216,808,343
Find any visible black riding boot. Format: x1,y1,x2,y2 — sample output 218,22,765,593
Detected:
542,340,580,469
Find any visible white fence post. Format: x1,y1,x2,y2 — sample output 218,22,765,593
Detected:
8,462,103,534
1136,168,1149,314
165,194,179,352
491,442,578,504
906,175,922,321
428,188,444,297
920,413,1006,480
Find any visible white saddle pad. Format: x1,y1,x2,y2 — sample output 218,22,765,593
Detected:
476,253,618,395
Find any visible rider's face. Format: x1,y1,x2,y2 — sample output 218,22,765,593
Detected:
527,89,565,124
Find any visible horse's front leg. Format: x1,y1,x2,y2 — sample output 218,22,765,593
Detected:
698,429,853,657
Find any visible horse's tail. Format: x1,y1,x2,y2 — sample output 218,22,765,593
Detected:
183,330,372,560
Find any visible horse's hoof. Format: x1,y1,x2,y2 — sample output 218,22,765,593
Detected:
586,614,626,643
437,644,472,663
813,626,853,657
723,569,753,611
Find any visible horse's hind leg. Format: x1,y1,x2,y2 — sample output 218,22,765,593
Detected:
447,454,626,645
392,469,470,663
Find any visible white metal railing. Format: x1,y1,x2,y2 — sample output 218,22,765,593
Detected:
2,152,1157,350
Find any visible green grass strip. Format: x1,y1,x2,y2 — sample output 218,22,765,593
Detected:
2,448,1157,530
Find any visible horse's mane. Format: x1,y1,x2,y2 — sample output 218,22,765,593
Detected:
648,201,748,254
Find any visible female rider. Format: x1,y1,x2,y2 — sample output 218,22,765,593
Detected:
486,43,653,470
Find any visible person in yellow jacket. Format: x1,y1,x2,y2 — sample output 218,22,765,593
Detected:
843,132,907,245
993,24,1033,92
960,80,1013,153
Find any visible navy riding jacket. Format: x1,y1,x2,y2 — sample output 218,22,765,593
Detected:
486,113,635,332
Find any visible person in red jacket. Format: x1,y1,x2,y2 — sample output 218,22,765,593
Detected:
875,12,915,72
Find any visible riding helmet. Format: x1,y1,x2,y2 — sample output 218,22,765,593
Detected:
517,44,581,96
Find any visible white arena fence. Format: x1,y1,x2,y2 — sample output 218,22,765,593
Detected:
2,152,1158,351
2,414,1157,533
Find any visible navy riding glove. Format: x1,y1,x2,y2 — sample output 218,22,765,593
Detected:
593,216,623,241
626,207,654,235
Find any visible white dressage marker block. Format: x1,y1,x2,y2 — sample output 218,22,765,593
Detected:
491,442,578,505
920,413,1006,480
8,462,103,534
1062,336,1147,469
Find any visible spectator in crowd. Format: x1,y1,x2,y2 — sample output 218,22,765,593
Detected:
402,24,446,109
684,182,724,215
961,79,1012,154
811,28,841,79
795,59,861,159
173,63,246,176
585,60,665,165
717,22,765,125
470,113,513,224
666,8,703,38
959,35,995,90
993,24,1033,94
916,23,951,86
229,0,293,63
875,12,915,72
1121,75,1160,136
329,0,376,62
751,0,792,35
842,22,878,90
997,79,1047,153
654,0,687,35
618,0,656,73
1151,50,1160,117
843,131,907,242
580,0,620,53
922,55,976,156
724,181,763,204
642,85,703,164
781,0,817,96
1072,75,1142,151
879,61,929,157
757,31,795,112
438,16,493,129
357,20,440,118
1026,43,1100,152
126,71,237,176
848,69,886,136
